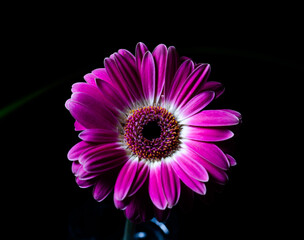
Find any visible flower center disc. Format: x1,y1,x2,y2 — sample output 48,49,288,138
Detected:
124,106,180,161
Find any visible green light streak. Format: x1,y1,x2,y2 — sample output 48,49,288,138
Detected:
0,81,60,119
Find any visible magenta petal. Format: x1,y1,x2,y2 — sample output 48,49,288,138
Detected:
68,141,92,161
164,46,180,96
180,56,191,62
80,142,121,162
104,57,134,103
114,52,143,100
91,68,111,83
161,160,180,208
71,82,102,101
69,92,117,129
71,161,81,174
170,157,206,195
78,129,118,143
182,110,240,127
72,82,119,116
74,121,86,131
124,196,147,223
118,49,136,61
207,165,228,184
173,152,209,182
124,188,153,223
84,154,127,173
81,143,127,173
149,162,167,210
167,59,194,102
68,100,113,130
83,73,97,86
93,175,115,202
175,64,211,107
154,207,171,222
221,109,242,119
124,198,138,221
76,177,95,188
226,154,237,166
95,78,130,111
114,157,139,201
199,81,225,98
128,161,149,197
135,42,149,73
114,196,130,210
183,126,234,142
178,91,215,121
141,51,156,104
77,166,100,180
152,44,167,103
185,140,230,170
187,147,229,184
65,99,71,110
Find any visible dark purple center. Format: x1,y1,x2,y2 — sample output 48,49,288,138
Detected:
142,121,161,140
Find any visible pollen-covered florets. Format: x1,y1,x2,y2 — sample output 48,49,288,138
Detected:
123,106,180,161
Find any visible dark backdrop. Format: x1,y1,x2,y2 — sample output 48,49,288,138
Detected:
2,8,302,239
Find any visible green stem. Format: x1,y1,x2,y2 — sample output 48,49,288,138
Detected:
122,218,135,240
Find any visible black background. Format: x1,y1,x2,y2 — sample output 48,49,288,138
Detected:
2,6,302,239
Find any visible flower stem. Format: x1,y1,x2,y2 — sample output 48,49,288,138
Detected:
122,218,135,240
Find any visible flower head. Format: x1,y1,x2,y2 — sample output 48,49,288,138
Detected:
65,42,241,223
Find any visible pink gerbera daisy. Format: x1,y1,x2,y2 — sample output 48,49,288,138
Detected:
65,42,241,223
